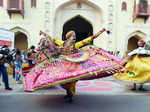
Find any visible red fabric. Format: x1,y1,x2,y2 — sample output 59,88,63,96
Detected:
22,66,34,71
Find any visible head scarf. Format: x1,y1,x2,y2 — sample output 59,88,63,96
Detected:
138,39,146,47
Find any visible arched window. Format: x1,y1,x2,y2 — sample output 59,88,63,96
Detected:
139,0,148,13
8,0,20,9
0,0,3,7
7,0,24,18
31,0,36,8
122,2,127,11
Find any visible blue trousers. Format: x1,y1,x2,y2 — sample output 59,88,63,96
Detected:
0,65,10,88
15,63,22,81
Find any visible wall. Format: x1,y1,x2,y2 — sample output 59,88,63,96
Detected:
0,0,150,57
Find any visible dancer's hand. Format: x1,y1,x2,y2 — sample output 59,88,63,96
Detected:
91,28,106,39
39,31,46,36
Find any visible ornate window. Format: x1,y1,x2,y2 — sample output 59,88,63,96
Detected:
7,0,24,18
139,0,148,13
122,2,127,11
8,0,20,9
133,0,150,23
0,0,3,7
31,0,36,8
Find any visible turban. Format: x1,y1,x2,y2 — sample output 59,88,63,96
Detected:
65,31,76,39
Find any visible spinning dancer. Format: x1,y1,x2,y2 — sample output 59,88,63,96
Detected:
24,28,124,103
56,30,106,102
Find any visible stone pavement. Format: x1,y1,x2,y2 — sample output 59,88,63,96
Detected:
1,75,150,95
0,74,23,94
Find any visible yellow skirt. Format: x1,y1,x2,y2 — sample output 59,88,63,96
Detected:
114,55,150,83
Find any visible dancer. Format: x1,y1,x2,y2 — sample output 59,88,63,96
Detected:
23,29,124,102
114,39,150,91
57,30,106,102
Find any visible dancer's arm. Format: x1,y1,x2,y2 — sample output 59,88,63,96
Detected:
138,49,150,55
39,31,64,47
75,37,92,49
91,28,106,39
75,28,106,49
127,47,145,56
52,39,64,48
145,50,150,55
128,49,139,56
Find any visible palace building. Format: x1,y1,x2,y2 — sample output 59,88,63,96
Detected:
0,0,150,57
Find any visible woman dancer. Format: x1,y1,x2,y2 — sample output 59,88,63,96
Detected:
114,39,150,91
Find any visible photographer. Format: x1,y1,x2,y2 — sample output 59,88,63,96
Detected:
0,45,13,90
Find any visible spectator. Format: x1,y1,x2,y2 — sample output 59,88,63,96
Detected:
10,48,17,79
0,45,12,90
26,46,36,66
14,49,23,84
21,50,26,63
116,51,120,57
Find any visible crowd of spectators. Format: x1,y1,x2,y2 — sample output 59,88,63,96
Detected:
0,45,36,90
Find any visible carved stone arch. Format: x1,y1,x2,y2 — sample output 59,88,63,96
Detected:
10,27,29,50
54,0,103,40
62,14,93,42
55,0,102,14
10,26,30,37
64,14,93,27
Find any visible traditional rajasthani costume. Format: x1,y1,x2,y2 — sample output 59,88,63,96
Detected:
114,39,150,90
23,29,124,102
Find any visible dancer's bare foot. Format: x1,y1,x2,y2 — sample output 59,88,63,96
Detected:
131,83,136,91
65,96,73,103
139,87,147,91
64,92,73,103
139,86,147,91
139,84,147,91
131,87,136,91
64,95,69,99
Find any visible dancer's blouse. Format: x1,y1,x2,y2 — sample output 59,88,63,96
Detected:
52,36,92,48
51,36,93,55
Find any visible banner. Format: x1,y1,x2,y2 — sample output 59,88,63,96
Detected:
0,28,14,49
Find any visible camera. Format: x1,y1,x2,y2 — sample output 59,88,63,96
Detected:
0,46,13,64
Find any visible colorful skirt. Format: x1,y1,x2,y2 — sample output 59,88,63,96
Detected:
114,55,150,83
23,47,124,92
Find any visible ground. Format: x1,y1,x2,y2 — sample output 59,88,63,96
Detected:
1,75,150,112
0,75,128,95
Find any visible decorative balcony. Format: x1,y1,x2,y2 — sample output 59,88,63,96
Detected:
133,1,150,23
7,0,24,18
